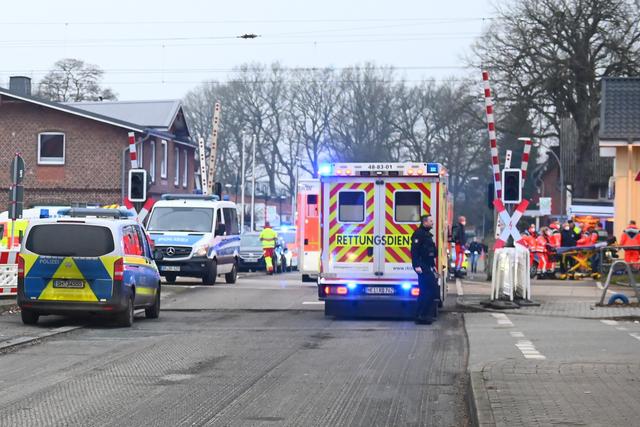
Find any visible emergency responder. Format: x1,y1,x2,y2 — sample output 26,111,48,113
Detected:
620,220,640,265
453,216,466,277
259,222,278,275
410,215,438,324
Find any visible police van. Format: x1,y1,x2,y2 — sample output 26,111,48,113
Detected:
317,162,450,317
145,194,240,285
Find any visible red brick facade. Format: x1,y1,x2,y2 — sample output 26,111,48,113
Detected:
0,97,196,209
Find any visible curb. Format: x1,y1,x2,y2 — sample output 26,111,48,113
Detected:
467,370,496,427
456,297,640,321
0,326,82,353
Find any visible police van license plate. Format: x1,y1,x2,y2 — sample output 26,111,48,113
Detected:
161,265,181,272
53,279,85,289
365,286,395,295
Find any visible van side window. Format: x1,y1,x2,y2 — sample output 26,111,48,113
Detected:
122,226,143,256
394,191,422,223
223,208,239,235
307,194,318,217
134,225,152,258
214,208,223,233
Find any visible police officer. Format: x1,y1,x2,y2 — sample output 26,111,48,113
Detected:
410,214,438,324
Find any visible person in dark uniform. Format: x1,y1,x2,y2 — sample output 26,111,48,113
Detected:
410,215,438,324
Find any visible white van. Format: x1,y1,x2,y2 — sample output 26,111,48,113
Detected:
145,194,240,285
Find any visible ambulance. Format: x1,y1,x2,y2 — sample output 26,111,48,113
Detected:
317,162,450,317
295,179,321,282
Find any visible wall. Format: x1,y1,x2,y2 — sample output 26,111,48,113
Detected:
0,99,127,207
613,144,640,239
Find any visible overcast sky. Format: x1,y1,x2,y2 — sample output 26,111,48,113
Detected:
0,0,497,100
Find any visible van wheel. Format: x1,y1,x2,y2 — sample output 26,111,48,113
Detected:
225,262,238,284
21,309,39,325
203,260,217,285
116,295,134,327
164,273,177,284
145,286,161,319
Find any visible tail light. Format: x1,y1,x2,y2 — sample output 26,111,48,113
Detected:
336,286,348,295
411,287,420,297
17,255,25,280
324,286,330,295
114,257,124,281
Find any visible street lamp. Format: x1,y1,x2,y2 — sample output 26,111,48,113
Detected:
532,140,565,219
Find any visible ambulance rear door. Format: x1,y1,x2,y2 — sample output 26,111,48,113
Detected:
321,177,377,278
377,177,437,278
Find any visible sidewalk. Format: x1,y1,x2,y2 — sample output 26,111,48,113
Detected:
463,276,640,426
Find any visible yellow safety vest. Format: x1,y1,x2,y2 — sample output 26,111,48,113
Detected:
259,228,278,249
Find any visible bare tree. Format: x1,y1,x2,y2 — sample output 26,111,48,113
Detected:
37,58,117,102
473,0,640,196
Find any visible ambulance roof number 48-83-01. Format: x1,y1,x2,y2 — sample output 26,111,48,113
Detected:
318,162,445,178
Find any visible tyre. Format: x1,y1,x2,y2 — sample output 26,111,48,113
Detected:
116,294,134,327
225,261,238,284
21,309,39,325
202,260,217,285
145,286,161,319
164,273,177,284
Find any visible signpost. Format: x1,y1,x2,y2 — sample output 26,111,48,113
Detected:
8,154,25,249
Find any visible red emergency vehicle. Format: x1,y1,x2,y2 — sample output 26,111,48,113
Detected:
296,179,321,282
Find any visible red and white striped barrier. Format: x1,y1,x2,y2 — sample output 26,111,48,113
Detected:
128,132,138,169
482,70,502,199
0,250,19,296
520,138,532,182
493,198,530,249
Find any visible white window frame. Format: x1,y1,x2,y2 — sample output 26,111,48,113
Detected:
135,141,143,166
337,190,366,223
37,132,65,165
149,141,156,182
174,146,180,186
183,149,188,188
160,140,168,179
393,190,423,224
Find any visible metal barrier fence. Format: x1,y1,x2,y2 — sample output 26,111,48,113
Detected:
491,246,531,301
0,250,19,297
598,259,640,306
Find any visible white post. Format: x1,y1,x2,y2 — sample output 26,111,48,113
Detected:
207,102,221,196
250,134,256,231
198,137,208,193
240,133,246,231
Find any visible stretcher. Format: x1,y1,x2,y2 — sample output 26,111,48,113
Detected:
555,244,606,280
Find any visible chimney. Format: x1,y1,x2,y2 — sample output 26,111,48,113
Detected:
9,76,31,96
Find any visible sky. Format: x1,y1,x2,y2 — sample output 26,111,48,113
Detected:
0,0,497,100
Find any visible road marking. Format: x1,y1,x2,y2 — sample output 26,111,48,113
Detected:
515,340,546,359
601,320,618,326
491,313,514,327
629,333,640,342
616,326,629,331
455,278,463,296
302,301,324,305
510,331,525,338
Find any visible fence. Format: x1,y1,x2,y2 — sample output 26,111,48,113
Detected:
491,246,531,301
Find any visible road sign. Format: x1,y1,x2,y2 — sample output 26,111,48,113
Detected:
10,155,25,184
9,154,25,220
539,197,552,215
493,198,530,249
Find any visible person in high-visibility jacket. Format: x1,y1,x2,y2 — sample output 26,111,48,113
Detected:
259,222,278,274
620,220,640,265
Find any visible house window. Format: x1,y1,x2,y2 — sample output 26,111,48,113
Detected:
160,140,168,179
150,141,156,183
135,141,143,166
38,132,65,165
174,147,180,186
183,149,188,188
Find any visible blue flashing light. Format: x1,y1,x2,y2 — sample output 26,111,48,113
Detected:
281,226,289,232
426,163,439,174
318,164,332,176
347,282,358,290
39,208,49,219
401,282,412,290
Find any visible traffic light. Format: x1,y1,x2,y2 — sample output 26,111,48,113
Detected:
487,182,495,209
128,169,147,202
501,169,522,204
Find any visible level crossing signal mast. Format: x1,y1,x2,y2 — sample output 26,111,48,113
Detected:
501,169,522,204
128,169,147,202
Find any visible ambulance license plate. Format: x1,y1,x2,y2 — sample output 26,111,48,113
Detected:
365,286,395,295
161,265,181,272
53,279,85,289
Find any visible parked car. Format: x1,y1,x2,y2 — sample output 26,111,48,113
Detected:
238,232,266,272
17,208,162,327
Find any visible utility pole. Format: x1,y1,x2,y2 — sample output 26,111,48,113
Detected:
206,101,221,195
240,133,246,231
250,134,257,231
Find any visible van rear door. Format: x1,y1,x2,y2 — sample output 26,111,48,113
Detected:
22,224,118,302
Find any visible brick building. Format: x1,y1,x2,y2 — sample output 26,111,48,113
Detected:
0,77,197,210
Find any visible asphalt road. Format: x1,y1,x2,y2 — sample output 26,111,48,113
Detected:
0,272,470,427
